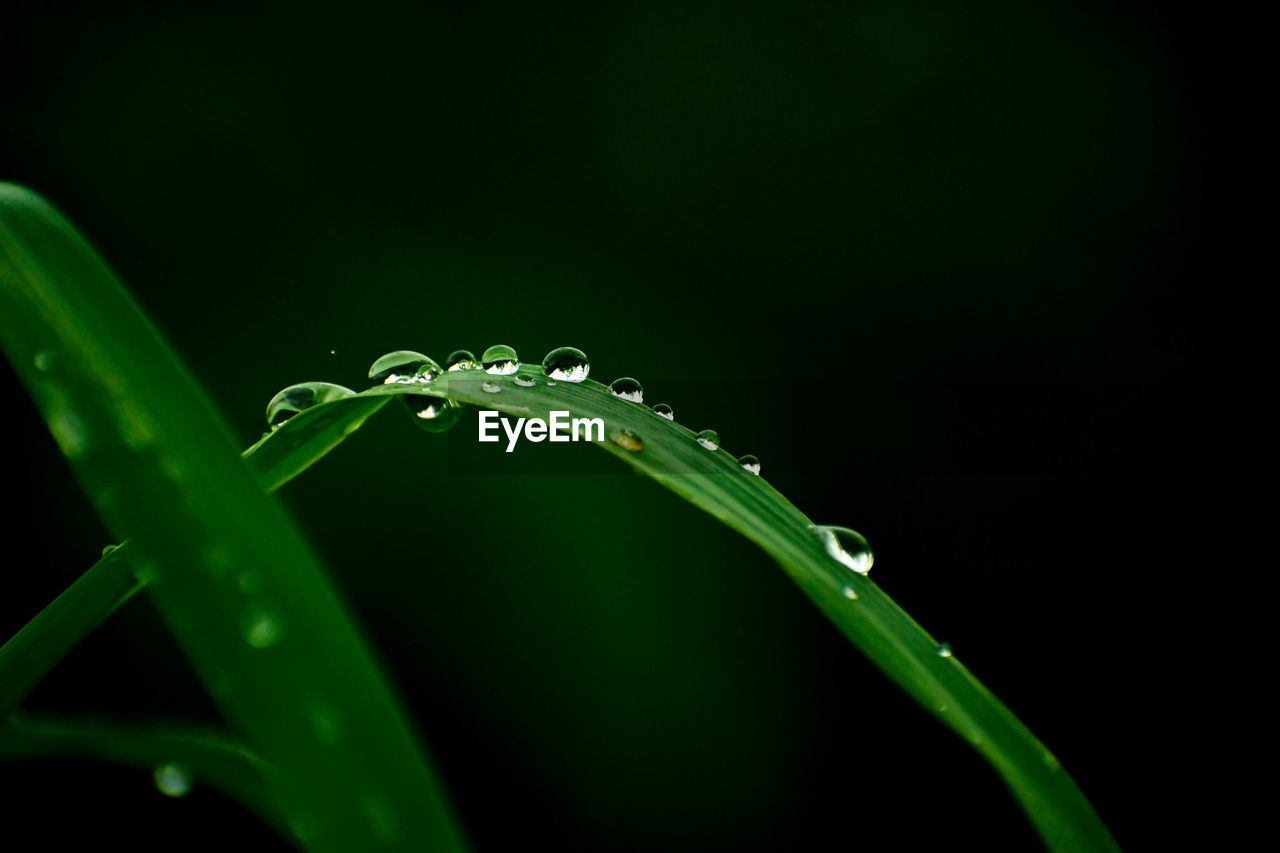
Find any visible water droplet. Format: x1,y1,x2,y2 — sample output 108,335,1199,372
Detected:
243,608,284,649
266,382,355,429
203,545,234,578
329,349,336,355
609,428,643,451
481,344,519,375
936,643,953,658
738,454,761,475
154,763,193,797
33,351,53,372
400,395,464,433
514,376,536,387
236,571,263,595
359,792,400,844
101,544,118,557
651,403,674,420
609,377,644,403
541,347,590,382
307,700,344,745
446,349,479,371
812,525,874,575
481,381,501,393
840,584,858,600
368,351,440,385
695,429,720,451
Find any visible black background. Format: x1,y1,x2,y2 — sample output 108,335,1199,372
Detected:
1,1,1237,849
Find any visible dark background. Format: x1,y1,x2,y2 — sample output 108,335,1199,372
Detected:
2,1,1232,849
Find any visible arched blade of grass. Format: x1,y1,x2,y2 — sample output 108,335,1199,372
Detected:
0,712,286,837
0,184,468,852
250,370,1119,852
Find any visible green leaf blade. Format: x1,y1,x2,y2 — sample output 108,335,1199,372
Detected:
259,369,1119,853
0,184,467,852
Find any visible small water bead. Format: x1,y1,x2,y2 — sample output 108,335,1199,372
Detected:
243,608,284,649
609,428,644,451
651,403,674,420
368,350,439,384
33,351,53,372
101,543,118,557
840,584,859,600
541,347,590,383
401,395,464,433
738,454,761,475
514,376,536,387
266,382,356,429
609,377,644,403
936,643,953,658
812,525,874,575
481,381,501,393
481,344,519,375
695,429,720,451
446,349,479,371
154,763,193,797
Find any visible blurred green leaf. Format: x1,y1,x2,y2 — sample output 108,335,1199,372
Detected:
0,183,467,852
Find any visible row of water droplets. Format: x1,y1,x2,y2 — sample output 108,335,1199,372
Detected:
263,344,879,585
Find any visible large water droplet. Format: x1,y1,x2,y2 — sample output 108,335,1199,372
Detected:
368,351,440,385
812,525,874,575
154,763,193,797
481,381,501,393
243,608,284,648
481,344,519,375
542,347,590,382
651,403,674,420
401,395,464,433
266,382,355,429
446,349,479,371
695,429,719,451
609,428,643,451
609,377,644,403
738,454,761,475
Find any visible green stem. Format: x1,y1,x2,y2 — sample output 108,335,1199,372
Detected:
0,547,140,715
0,712,287,838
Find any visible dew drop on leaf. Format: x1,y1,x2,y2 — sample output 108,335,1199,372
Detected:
738,454,761,475
609,428,643,451
651,403,674,420
243,608,284,649
514,376,536,387
368,351,440,385
541,346,590,382
401,395,464,433
481,381,501,393
154,763,193,797
841,584,858,600
265,382,355,429
812,525,874,575
936,643,953,658
446,349,479,371
695,429,720,451
608,377,643,403
481,344,519,375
